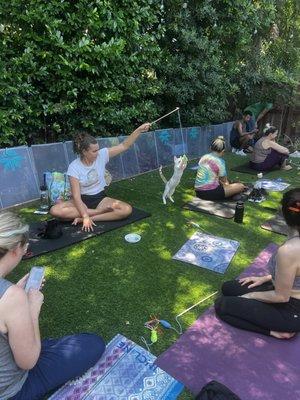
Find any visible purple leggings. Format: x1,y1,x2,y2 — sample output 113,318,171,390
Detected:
249,148,288,172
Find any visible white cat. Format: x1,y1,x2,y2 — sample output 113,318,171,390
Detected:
159,155,188,204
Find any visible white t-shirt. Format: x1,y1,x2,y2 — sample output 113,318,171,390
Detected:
67,148,109,195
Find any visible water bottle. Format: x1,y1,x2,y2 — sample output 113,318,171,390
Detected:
40,185,49,210
234,201,244,223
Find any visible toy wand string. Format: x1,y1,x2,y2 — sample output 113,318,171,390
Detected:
151,107,179,125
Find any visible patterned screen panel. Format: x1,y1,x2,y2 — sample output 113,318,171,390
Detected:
31,143,68,186
0,147,39,208
135,131,158,173
155,129,175,166
97,137,124,181
119,136,140,178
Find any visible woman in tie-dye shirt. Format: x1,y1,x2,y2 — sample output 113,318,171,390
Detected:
194,136,245,201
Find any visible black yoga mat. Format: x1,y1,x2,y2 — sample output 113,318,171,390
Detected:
231,163,276,175
261,214,289,236
183,198,236,219
23,207,151,259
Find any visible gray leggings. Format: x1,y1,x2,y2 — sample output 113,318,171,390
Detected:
215,280,300,335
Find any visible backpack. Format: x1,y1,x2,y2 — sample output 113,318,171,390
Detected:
44,171,71,205
195,381,241,400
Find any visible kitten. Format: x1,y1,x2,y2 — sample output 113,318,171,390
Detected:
159,155,188,204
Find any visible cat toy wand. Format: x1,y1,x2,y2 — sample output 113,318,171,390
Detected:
150,107,180,125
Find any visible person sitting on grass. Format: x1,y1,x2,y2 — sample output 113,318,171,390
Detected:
194,136,245,201
0,211,106,400
50,122,150,232
249,124,292,171
215,188,300,339
230,111,258,153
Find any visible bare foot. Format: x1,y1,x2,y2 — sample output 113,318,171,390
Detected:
270,331,296,339
281,164,292,171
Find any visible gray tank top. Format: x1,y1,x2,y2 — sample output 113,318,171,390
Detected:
250,137,271,164
0,278,28,399
268,238,300,289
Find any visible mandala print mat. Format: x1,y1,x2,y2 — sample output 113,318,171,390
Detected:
255,179,290,192
173,232,239,273
49,334,183,400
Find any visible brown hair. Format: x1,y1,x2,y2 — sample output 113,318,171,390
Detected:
281,189,300,236
73,131,97,156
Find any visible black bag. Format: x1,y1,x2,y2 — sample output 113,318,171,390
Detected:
195,381,241,400
39,219,63,239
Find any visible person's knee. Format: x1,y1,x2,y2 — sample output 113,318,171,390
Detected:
82,333,106,363
214,296,226,317
221,280,237,296
49,205,60,218
119,203,132,218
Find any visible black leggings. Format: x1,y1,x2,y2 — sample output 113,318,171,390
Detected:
215,280,300,336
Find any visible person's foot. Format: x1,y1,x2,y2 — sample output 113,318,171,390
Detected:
281,164,292,171
270,331,296,339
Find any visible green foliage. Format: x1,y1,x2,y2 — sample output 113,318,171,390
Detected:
0,0,162,145
0,0,299,146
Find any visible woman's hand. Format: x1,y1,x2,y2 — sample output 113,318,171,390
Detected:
16,273,29,289
135,122,151,134
239,276,269,288
82,216,96,232
28,289,44,317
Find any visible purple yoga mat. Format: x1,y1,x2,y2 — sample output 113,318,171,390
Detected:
156,243,300,400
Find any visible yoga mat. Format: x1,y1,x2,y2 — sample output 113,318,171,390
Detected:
49,334,183,400
23,207,150,259
173,232,239,274
184,198,236,219
261,214,289,236
255,179,290,192
231,163,274,175
157,244,300,400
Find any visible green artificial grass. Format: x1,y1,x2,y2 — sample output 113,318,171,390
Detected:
11,153,300,400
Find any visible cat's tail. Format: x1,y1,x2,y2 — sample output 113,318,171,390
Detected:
159,166,168,184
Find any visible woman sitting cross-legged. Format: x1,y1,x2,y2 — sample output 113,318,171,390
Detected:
249,124,292,172
50,122,150,232
0,211,106,400
215,188,300,339
194,136,245,201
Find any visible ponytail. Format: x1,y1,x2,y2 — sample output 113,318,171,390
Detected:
211,136,226,153
73,131,97,156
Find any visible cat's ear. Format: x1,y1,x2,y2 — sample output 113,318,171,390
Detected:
174,155,178,162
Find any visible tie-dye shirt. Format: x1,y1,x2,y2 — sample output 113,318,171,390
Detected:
194,153,227,190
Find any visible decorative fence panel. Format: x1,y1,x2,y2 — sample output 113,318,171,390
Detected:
0,122,233,209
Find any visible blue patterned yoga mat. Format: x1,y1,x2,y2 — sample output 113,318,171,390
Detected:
255,178,290,192
173,232,239,273
49,334,183,400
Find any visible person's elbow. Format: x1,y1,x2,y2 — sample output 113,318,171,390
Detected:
15,348,41,370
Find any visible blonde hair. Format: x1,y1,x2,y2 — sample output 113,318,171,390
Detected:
211,136,226,153
0,212,29,258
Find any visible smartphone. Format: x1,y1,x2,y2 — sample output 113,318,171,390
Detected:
24,267,45,293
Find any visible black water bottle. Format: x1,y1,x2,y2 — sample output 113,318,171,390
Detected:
234,201,244,223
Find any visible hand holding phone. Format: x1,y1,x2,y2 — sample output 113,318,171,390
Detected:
24,267,45,293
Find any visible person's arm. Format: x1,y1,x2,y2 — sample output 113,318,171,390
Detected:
4,286,43,370
242,246,296,303
69,176,95,230
237,121,254,137
267,140,289,155
108,123,151,158
219,176,229,185
69,176,89,219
